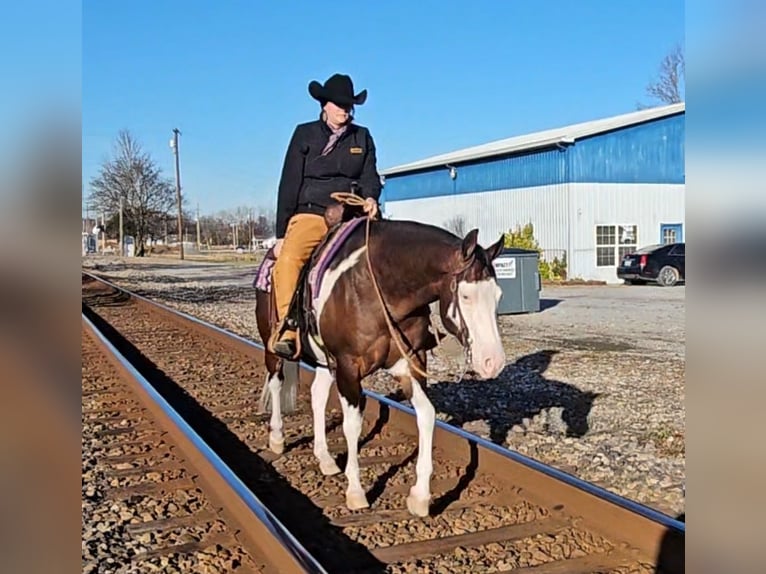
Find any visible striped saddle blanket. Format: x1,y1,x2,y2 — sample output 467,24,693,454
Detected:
253,217,366,303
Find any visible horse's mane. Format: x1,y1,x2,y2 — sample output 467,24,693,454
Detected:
374,218,462,251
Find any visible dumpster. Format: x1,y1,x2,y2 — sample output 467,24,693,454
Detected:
492,248,540,314
124,236,135,257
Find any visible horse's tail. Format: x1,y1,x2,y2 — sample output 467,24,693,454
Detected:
257,375,272,413
279,361,299,413
258,362,299,414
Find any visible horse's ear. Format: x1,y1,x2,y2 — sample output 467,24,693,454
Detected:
461,229,479,261
485,234,505,261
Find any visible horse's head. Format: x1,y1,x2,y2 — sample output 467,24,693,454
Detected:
439,229,506,379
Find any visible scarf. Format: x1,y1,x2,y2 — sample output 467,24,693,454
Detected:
321,123,348,156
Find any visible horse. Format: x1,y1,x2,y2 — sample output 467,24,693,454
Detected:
254,203,506,517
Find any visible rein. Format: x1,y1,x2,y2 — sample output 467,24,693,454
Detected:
330,192,472,382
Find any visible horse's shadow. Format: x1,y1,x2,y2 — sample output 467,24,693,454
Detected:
427,349,600,444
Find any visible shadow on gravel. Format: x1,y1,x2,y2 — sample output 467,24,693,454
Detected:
119,282,255,304
427,350,600,444
80,287,132,308
539,298,563,311
340,398,480,516
82,303,388,574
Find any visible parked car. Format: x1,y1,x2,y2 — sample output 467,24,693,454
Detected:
617,242,685,286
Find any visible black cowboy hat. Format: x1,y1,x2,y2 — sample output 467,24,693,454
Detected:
308,73,367,107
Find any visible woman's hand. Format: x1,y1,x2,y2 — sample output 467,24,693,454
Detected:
362,197,379,219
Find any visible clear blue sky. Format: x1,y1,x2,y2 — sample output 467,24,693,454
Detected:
83,0,684,216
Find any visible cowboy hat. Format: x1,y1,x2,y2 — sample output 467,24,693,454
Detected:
308,73,367,107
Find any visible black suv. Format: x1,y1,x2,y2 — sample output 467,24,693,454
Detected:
617,243,685,286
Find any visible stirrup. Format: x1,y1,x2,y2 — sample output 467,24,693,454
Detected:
272,340,298,360
270,327,300,360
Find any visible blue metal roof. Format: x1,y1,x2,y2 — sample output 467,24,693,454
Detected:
383,108,684,202
382,102,684,177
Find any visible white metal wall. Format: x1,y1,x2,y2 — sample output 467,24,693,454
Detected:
383,182,685,283
568,183,685,283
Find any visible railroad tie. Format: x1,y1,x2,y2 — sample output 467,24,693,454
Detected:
370,515,569,564
495,549,641,573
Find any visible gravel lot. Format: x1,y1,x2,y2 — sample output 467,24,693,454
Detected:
83,255,685,519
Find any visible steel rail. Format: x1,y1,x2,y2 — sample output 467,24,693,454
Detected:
82,309,328,574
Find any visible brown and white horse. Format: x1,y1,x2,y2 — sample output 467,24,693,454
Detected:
255,216,506,517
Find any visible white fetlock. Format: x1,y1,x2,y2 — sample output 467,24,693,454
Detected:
406,488,431,517
345,489,370,511
319,458,342,476
269,435,285,455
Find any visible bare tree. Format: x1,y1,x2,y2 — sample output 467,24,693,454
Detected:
640,43,685,108
88,130,177,255
443,214,467,237
253,208,275,237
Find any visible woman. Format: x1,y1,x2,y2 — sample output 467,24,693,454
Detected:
269,73,382,358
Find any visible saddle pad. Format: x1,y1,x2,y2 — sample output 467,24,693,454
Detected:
308,217,366,302
253,247,276,292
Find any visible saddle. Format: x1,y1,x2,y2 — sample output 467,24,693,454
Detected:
253,200,368,358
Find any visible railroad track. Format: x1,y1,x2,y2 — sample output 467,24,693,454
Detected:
82,304,323,573
82,271,684,573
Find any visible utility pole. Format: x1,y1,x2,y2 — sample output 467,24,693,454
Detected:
196,203,201,252
100,213,106,254
119,196,124,257
170,128,184,260
248,208,253,251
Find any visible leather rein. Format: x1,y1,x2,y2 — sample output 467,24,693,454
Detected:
330,192,472,381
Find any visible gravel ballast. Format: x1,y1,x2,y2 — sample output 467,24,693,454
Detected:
82,323,263,573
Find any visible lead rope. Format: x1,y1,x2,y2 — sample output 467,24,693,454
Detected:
330,192,466,382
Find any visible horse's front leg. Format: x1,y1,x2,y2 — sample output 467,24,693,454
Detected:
336,361,369,510
311,367,341,475
406,356,435,517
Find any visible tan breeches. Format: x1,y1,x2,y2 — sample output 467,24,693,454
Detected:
272,213,329,323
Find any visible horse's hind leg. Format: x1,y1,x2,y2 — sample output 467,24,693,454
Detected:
336,361,369,510
311,367,341,475
266,368,285,454
256,290,286,455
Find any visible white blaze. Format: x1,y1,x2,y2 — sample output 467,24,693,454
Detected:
455,279,505,378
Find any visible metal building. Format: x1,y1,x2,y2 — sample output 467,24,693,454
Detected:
380,103,685,283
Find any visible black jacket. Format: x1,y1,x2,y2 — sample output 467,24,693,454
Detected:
275,119,382,238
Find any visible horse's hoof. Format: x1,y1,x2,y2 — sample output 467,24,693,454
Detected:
406,494,430,517
319,459,342,476
269,435,285,455
346,490,370,511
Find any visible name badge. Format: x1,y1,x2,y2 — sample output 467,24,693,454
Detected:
350,147,363,154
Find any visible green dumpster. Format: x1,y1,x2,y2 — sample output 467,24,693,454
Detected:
492,248,541,314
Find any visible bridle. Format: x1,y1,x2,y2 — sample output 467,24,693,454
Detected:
444,268,473,355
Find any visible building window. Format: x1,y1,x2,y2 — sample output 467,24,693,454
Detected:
596,224,638,267
596,225,616,266
663,227,677,244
